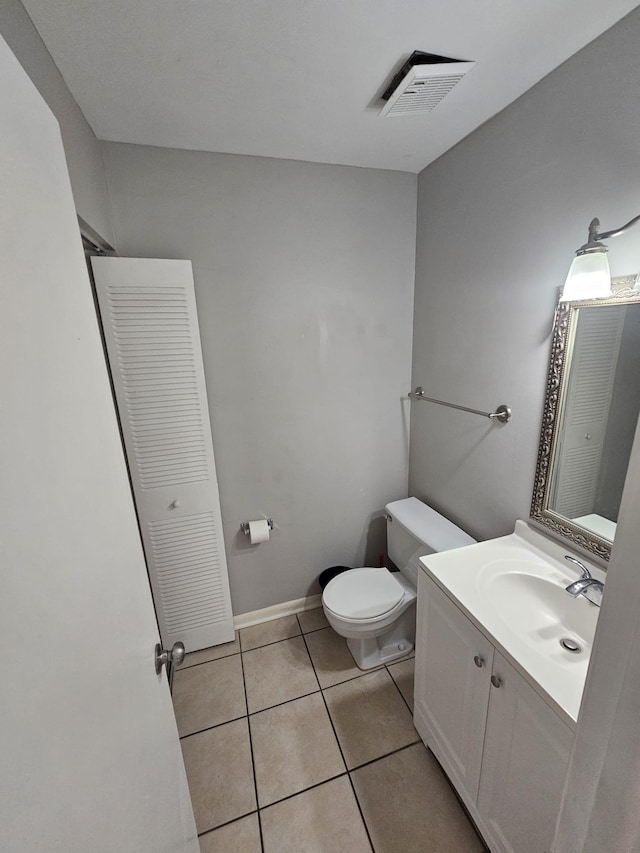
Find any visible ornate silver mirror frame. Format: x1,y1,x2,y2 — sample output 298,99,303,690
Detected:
531,276,640,561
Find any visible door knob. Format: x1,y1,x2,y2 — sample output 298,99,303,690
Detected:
155,641,186,674
490,674,502,688
473,655,484,668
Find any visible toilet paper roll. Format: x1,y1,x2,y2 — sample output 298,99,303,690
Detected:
248,519,270,544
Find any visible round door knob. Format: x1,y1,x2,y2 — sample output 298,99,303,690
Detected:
155,641,186,674
171,641,186,666
490,674,502,688
473,655,484,668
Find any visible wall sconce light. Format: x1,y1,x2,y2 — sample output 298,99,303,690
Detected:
562,213,640,301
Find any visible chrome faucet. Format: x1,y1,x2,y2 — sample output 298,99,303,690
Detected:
564,555,591,579
563,555,604,607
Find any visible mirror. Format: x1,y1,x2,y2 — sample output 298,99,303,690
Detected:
531,277,640,561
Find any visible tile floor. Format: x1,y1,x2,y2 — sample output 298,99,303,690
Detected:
173,609,487,852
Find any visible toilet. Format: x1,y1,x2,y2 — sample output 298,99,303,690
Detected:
322,497,476,669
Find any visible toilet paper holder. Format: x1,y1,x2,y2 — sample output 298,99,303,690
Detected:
241,518,274,535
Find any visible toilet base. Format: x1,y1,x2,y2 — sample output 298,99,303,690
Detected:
345,603,416,670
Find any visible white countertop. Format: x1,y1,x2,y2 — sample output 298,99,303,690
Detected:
419,520,604,728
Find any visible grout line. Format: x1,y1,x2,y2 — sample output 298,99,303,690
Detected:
347,739,422,774
181,627,424,851
247,688,321,717
258,771,349,812
183,630,417,849
296,612,331,636
241,622,344,655
181,629,411,670
249,619,354,834
298,631,375,853
301,624,330,635
426,745,489,850
384,654,415,671
179,713,248,741
241,625,322,716
384,664,414,715
317,666,386,692
300,631,323,693
183,626,482,851
345,776,375,853
240,632,304,654
181,625,357,670
181,649,241,670
196,809,258,838
239,650,265,853
385,651,415,665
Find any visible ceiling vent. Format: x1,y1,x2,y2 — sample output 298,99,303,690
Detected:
380,51,475,117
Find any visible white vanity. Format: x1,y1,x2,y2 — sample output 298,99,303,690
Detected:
414,520,603,853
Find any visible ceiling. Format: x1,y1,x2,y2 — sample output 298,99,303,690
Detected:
22,0,639,173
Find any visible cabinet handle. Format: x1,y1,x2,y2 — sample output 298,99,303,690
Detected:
473,655,484,668
490,674,502,688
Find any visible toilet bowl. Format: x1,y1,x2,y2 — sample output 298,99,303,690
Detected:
322,498,475,669
323,566,417,669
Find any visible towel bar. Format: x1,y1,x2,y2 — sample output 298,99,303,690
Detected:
408,387,511,423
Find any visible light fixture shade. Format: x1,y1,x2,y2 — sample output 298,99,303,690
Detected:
561,250,611,301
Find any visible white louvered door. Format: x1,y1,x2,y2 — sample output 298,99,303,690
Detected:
92,257,234,651
552,306,625,518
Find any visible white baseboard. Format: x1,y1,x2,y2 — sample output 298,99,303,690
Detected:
234,593,323,630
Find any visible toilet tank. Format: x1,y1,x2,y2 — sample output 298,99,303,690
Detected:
385,497,476,587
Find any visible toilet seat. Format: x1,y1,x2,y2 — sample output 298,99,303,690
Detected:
323,567,405,621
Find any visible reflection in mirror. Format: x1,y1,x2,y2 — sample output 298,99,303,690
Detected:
531,278,640,561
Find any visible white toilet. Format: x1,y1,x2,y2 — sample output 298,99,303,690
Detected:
322,497,476,669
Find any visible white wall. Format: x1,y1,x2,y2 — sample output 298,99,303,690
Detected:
554,414,640,853
410,8,640,542
0,0,113,243
101,143,417,614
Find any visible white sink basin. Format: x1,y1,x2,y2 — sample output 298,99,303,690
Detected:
477,560,599,654
420,521,604,725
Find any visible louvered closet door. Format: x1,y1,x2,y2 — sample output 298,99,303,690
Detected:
92,257,234,651
552,307,624,519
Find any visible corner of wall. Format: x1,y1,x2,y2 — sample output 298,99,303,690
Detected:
98,141,118,251
0,0,115,246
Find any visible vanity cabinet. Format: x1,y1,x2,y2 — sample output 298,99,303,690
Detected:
414,575,573,853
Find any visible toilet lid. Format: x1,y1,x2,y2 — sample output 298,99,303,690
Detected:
323,568,405,620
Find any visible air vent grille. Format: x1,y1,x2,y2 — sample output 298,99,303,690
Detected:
380,60,475,117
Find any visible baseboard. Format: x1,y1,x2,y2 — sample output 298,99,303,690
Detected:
234,593,323,630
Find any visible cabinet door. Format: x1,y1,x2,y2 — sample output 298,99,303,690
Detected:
414,575,494,805
478,652,573,853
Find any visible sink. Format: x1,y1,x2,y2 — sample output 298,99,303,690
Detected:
419,520,604,724
477,561,598,655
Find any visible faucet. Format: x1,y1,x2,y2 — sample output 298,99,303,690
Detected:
563,555,604,607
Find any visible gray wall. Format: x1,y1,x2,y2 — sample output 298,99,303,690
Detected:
101,143,417,614
0,0,113,243
410,9,640,542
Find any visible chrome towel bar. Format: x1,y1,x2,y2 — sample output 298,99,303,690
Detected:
408,387,512,424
